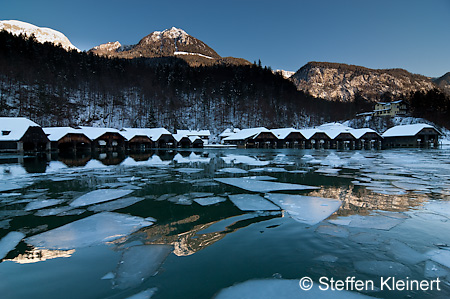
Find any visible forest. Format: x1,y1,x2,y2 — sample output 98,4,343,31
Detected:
0,30,448,136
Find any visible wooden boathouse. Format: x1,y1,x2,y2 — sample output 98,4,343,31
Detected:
44,127,91,152
0,117,50,153
382,124,441,148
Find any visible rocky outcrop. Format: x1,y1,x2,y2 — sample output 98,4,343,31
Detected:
291,62,435,102
433,72,450,96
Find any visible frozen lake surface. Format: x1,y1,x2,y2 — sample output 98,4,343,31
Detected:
1,148,450,298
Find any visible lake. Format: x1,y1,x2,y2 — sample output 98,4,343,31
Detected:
0,148,450,299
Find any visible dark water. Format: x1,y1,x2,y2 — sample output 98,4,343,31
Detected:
0,149,450,298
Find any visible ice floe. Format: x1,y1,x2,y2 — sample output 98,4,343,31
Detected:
265,194,341,225
228,194,280,211
194,196,227,206
426,249,450,269
315,225,349,238
424,261,449,278
218,168,248,174
126,288,158,299
354,260,411,277
215,178,318,193
70,189,134,207
0,231,25,260
386,240,426,265
87,197,144,212
0,182,22,192
25,199,64,211
26,212,153,249
214,279,375,299
329,213,404,230
113,245,172,289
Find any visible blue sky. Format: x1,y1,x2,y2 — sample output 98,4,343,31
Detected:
2,0,449,77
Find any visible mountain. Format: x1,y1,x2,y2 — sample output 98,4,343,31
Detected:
433,72,450,96
0,20,79,51
89,27,250,67
275,70,295,79
291,61,435,102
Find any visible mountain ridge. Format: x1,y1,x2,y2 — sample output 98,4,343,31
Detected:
291,61,436,102
89,27,250,67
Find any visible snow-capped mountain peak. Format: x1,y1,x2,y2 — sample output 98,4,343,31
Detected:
0,20,79,51
149,27,189,43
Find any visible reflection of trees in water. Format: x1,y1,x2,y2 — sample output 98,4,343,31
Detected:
308,185,430,216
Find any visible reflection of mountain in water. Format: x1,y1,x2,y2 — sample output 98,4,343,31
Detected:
114,212,281,257
308,185,430,216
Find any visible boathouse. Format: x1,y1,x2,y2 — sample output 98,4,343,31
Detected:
76,126,126,151
0,117,50,152
271,128,306,148
350,128,383,149
44,127,91,152
382,124,441,148
121,128,176,148
119,130,153,151
177,130,210,145
223,127,277,148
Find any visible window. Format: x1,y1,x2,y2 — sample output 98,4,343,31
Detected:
2,131,11,136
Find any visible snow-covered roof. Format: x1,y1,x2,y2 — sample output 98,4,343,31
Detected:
382,124,440,138
219,128,241,138
43,127,88,142
176,130,210,137
189,135,202,143
0,117,40,141
270,128,302,140
349,128,380,139
298,128,322,140
76,126,121,141
119,130,152,142
121,128,172,142
316,123,353,139
223,127,270,141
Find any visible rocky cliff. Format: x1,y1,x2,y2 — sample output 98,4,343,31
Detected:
291,62,435,102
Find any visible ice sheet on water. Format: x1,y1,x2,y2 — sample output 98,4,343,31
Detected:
214,279,376,299
424,261,449,278
221,154,270,166
167,195,192,205
25,199,64,211
155,194,176,201
386,240,426,265
0,231,25,260
70,189,134,207
215,178,318,193
354,261,411,277
34,206,73,217
87,197,144,212
126,287,158,299
329,213,404,231
113,245,172,289
101,272,115,280
218,168,248,174
0,182,22,192
315,225,349,238
194,196,226,206
349,233,382,245
186,192,214,198
174,168,203,174
414,212,448,222
265,194,341,225
0,219,11,229
424,201,450,218
249,167,287,173
315,168,341,175
426,249,450,269
57,209,85,216
241,176,277,181
26,212,153,250
228,194,280,211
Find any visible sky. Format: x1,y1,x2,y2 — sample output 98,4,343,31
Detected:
2,0,450,77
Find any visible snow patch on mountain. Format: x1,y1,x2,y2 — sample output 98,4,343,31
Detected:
0,20,79,51
174,51,214,59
